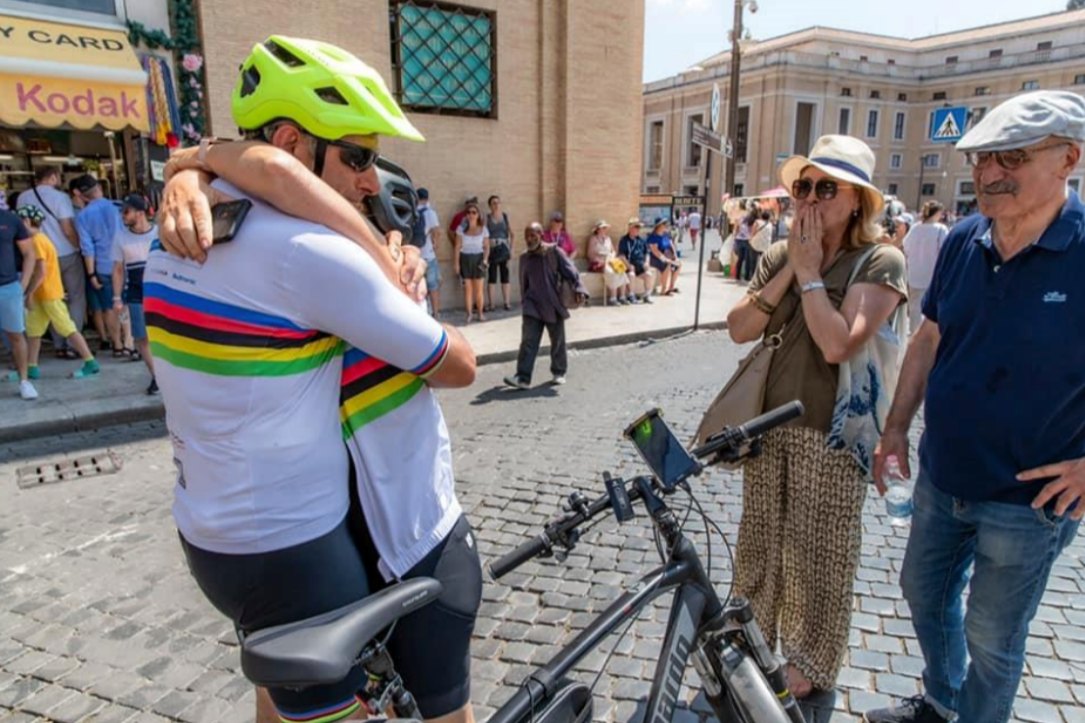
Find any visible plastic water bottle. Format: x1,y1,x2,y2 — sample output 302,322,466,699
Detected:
884,456,913,526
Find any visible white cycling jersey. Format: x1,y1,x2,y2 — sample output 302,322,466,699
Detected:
145,182,449,555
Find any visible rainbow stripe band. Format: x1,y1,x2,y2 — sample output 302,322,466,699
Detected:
276,696,361,723
145,282,344,377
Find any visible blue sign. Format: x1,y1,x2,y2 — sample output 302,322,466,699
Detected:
930,107,968,143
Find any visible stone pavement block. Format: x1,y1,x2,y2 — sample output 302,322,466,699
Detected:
836,667,870,691
45,690,107,722
4,651,55,676
0,711,41,722
1055,640,1085,662
175,695,237,723
864,635,903,654
14,682,76,718
888,655,925,678
1024,677,1076,703
848,651,890,672
1062,704,1085,723
1014,698,1064,723
114,682,171,711
80,703,141,722
845,690,892,717
1030,657,1076,681
86,671,147,701
874,673,918,698
0,678,44,709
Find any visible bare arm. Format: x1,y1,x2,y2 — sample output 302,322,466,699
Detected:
112,261,125,310
726,264,796,343
161,142,402,285
425,324,476,388
800,282,903,364
25,258,44,298
18,238,36,292
60,217,79,245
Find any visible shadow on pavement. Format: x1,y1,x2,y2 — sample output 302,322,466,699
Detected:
470,384,559,405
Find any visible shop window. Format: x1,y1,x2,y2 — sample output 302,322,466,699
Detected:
921,183,936,196
389,1,496,117
13,0,118,14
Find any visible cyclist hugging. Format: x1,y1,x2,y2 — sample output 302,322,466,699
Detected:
152,37,482,723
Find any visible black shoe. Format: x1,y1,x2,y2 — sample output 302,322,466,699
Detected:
864,696,949,723
146,378,159,395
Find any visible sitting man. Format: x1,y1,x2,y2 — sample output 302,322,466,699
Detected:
617,217,657,303
152,35,478,723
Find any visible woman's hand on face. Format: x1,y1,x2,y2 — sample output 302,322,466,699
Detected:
787,205,825,282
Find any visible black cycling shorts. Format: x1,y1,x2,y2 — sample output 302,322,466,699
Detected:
179,518,372,722
348,501,483,718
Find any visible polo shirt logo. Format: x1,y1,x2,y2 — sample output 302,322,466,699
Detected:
1043,291,1068,303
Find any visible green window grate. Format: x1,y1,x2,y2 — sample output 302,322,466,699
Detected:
390,1,497,118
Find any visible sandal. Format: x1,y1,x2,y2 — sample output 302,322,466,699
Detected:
126,348,142,362
55,348,80,360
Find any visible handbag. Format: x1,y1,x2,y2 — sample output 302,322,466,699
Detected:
490,239,511,264
693,329,784,468
749,222,773,254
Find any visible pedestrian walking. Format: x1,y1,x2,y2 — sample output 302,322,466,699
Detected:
725,134,908,699
688,209,702,249
901,201,948,332
865,91,1085,723
504,222,587,389
0,205,39,399
16,167,85,359
14,205,99,381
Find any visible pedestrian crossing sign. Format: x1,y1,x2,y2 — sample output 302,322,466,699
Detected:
930,107,968,143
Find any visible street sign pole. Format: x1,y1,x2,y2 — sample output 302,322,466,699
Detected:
694,151,711,331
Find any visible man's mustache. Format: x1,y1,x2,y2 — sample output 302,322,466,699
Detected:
979,181,1017,195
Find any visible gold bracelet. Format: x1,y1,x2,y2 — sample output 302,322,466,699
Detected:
749,292,776,315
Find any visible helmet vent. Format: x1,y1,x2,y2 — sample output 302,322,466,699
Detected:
314,87,349,106
265,40,305,68
240,66,261,98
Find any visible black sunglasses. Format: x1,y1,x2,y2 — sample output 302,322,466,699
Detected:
327,138,379,172
792,178,854,201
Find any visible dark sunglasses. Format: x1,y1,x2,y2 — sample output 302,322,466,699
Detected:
964,142,1070,171
328,138,379,172
792,178,853,201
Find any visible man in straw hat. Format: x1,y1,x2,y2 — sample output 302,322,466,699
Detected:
866,91,1085,723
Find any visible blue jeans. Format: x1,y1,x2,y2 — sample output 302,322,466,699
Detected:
901,471,1079,722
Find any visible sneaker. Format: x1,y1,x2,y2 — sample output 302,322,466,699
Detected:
146,378,159,395
626,295,638,304
551,375,566,385
863,696,949,723
19,380,38,400
616,297,628,305
608,297,618,305
640,294,653,304
503,375,529,390
71,359,101,379
27,365,40,380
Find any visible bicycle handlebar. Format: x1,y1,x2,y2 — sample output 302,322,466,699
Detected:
488,402,804,581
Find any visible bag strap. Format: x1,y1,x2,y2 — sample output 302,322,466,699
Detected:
846,244,881,287
32,187,57,220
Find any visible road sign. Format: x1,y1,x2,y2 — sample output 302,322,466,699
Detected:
931,107,968,143
710,83,721,132
691,121,725,155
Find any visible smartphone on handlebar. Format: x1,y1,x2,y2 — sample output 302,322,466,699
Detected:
623,408,700,491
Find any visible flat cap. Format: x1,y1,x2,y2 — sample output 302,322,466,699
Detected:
956,90,1085,153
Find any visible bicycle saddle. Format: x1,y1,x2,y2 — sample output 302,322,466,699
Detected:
240,577,443,688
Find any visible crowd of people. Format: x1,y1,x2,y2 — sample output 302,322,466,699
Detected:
1,168,158,400
5,29,1082,723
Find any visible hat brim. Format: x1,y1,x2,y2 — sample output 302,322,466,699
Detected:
779,155,884,215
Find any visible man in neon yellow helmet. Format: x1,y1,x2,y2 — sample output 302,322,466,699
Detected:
149,36,480,723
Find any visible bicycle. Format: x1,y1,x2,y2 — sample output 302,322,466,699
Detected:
237,401,809,723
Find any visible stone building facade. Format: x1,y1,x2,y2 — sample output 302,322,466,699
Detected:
643,9,1085,217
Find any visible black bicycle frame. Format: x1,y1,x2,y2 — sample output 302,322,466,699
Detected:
489,484,725,723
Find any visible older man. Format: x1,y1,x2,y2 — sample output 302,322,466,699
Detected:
864,91,1085,723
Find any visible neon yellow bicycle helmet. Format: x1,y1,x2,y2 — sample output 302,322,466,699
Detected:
232,35,424,142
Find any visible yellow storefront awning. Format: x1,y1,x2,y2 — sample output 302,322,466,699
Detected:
0,13,149,132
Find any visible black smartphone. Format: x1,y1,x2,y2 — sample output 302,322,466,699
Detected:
623,408,700,491
211,199,253,244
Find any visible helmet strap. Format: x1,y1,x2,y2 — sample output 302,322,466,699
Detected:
313,137,329,178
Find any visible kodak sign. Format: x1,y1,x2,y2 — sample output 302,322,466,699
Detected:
0,74,148,131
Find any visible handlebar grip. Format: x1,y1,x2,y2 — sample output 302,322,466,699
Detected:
487,534,549,580
739,401,804,440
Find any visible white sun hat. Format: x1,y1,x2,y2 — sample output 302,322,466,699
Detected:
778,134,884,215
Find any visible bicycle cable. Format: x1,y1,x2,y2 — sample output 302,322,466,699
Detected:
688,491,736,604
585,569,666,699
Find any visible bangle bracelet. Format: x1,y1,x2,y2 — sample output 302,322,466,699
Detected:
800,280,826,294
749,292,776,315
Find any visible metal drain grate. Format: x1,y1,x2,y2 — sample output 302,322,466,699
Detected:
16,450,123,489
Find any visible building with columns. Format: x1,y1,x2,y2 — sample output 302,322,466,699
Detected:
643,8,1085,217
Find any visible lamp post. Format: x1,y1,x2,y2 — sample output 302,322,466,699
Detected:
723,0,757,201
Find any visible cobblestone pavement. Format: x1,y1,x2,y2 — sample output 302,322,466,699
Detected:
2,330,1083,723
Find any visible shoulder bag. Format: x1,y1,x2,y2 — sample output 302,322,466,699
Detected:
546,247,582,310
749,221,773,254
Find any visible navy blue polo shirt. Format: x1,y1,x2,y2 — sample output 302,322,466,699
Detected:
919,193,1085,505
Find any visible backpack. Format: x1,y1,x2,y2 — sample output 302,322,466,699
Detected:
408,206,428,248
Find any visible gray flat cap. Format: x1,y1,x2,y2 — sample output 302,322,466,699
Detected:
956,90,1085,153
